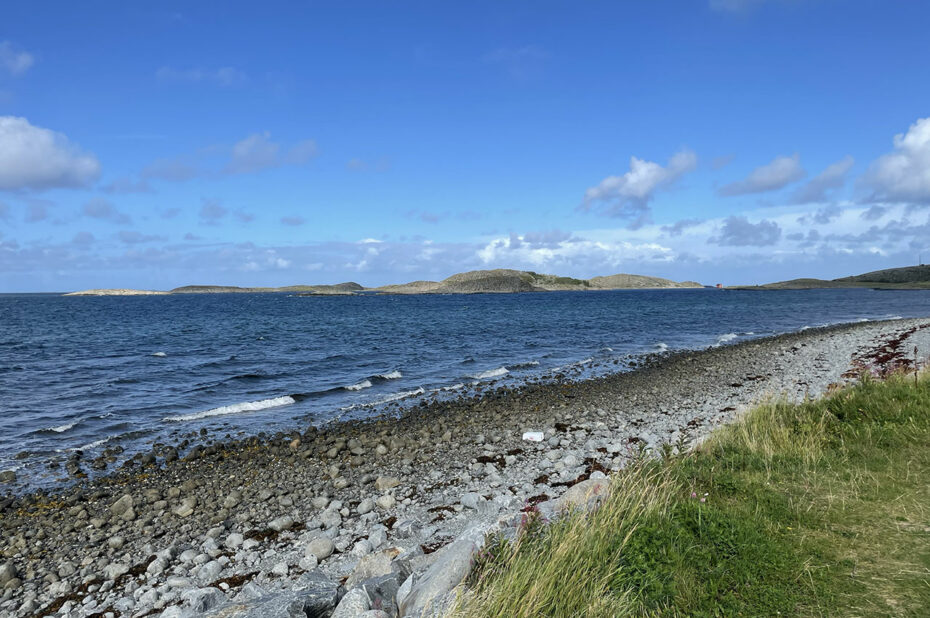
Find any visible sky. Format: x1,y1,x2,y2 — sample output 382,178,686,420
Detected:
1,0,930,292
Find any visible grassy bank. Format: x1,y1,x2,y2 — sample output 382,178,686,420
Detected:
455,372,930,617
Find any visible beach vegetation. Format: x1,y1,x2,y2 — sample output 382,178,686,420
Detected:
454,370,930,617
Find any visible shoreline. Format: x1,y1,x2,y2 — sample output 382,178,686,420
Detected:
2,317,930,617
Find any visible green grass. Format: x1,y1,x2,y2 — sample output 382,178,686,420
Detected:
454,372,930,617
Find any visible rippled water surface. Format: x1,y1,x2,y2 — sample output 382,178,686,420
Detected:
2,288,930,487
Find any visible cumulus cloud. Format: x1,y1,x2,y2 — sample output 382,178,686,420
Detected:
719,154,805,196
0,116,101,191
0,41,34,76
709,216,782,246
155,66,247,87
791,155,854,204
225,132,318,174
82,198,131,224
863,117,930,203
581,150,697,226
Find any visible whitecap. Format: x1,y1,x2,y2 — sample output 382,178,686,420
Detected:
48,421,77,433
471,367,509,380
377,370,403,380
713,333,738,346
163,396,296,422
506,361,539,370
655,342,669,352
374,387,425,404
152,352,167,357
345,379,373,391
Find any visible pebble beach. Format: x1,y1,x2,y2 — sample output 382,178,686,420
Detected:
2,316,929,618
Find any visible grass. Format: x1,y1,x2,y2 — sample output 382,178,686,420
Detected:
453,371,930,617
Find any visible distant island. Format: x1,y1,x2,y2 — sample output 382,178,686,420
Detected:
737,265,930,290
64,269,703,296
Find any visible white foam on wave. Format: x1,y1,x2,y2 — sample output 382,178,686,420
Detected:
152,352,167,357
714,333,738,346
375,387,425,404
377,371,403,380
507,360,540,369
471,367,509,380
163,396,296,422
48,421,77,433
56,435,113,453
345,379,373,391
655,342,669,352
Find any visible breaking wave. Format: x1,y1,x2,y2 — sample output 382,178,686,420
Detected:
163,396,296,422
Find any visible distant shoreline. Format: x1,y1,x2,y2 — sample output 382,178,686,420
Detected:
62,268,705,296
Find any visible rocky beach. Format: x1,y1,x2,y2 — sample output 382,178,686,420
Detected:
2,317,930,618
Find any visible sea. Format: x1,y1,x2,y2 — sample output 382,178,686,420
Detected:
2,287,930,490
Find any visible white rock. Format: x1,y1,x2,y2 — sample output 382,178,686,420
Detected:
305,537,335,561
331,587,371,618
375,494,396,510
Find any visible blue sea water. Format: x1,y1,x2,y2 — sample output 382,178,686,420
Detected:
2,288,930,488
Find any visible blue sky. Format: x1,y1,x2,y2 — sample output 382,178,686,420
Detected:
1,0,930,291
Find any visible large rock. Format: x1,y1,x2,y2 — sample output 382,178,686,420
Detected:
331,587,370,617
554,478,610,512
204,571,342,618
0,562,17,586
110,494,136,521
345,547,402,589
398,539,476,617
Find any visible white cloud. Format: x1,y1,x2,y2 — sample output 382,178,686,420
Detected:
863,117,930,203
155,66,247,87
581,150,697,225
225,133,318,174
791,155,854,204
0,41,34,76
0,116,101,190
719,154,805,196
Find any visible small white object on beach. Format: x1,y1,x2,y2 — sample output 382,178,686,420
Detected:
522,431,545,442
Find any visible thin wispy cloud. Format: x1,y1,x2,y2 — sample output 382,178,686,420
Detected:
0,41,34,76
719,154,805,196
155,66,247,87
791,156,854,204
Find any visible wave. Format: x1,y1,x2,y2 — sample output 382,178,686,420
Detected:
163,395,296,422
376,370,402,380
655,342,669,352
713,333,738,346
151,352,167,357
48,421,77,433
507,361,539,370
471,367,509,380
553,358,593,372
345,379,373,391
